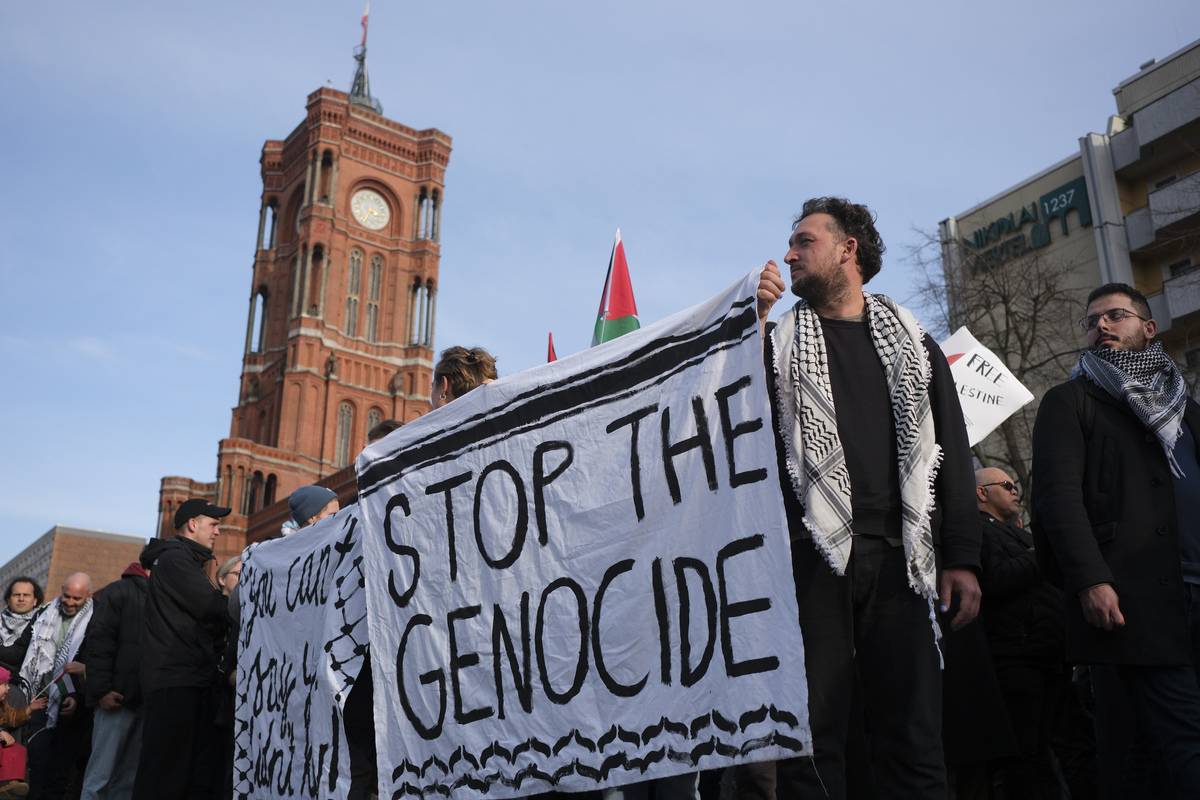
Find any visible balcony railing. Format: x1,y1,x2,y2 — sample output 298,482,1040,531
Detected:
1165,268,1200,322
1125,206,1155,251
1149,170,1200,231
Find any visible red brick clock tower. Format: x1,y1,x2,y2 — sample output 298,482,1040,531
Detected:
157,45,452,560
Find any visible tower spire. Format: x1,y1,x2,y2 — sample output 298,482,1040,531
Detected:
349,0,383,114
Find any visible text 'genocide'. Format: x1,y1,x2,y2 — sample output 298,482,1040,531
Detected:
381,374,783,740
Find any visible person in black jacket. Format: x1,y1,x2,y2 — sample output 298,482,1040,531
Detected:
976,467,1067,798
1032,282,1200,798
131,499,231,800
739,198,981,800
79,539,165,800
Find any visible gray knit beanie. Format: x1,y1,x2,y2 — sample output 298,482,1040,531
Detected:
288,485,337,526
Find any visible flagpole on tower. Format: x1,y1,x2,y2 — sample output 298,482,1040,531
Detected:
349,0,382,113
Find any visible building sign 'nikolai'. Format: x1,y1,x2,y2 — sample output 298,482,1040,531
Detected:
962,176,1093,271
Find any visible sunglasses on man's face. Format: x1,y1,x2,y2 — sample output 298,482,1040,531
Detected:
980,480,1019,495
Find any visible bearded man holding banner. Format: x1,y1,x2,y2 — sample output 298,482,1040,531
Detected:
1032,282,1200,798
741,197,980,799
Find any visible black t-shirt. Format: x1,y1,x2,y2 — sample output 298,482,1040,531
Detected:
820,317,902,540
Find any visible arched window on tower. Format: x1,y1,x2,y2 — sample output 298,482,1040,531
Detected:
414,187,428,239
308,245,326,316
319,150,334,203
266,200,278,249
366,254,383,342
335,402,354,468
345,249,362,336
430,189,440,241
248,289,267,352
264,474,277,507
247,471,264,515
367,407,383,443
291,248,306,318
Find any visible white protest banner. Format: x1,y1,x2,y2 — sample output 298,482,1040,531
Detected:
356,269,811,798
940,327,1035,447
233,507,368,799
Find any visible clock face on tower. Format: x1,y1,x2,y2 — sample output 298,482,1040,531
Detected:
351,189,391,231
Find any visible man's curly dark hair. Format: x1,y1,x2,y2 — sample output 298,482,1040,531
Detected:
794,197,886,283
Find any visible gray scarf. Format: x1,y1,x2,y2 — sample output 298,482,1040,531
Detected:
771,294,943,608
1075,341,1187,477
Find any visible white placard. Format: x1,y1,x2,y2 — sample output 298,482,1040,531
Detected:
357,270,811,798
233,507,368,799
941,327,1035,447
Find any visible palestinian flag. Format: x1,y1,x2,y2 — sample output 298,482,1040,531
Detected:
591,229,640,346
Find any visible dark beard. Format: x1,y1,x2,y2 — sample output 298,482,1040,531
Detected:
792,265,850,309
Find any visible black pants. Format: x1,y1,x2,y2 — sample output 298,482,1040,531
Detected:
27,707,92,800
133,686,218,800
990,663,1065,799
737,537,946,800
1092,585,1200,799
345,659,377,800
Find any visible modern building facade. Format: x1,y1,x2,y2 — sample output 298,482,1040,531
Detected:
939,38,1200,477
157,45,452,560
0,526,146,600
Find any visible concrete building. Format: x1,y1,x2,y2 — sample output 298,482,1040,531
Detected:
939,38,1200,477
157,42,452,559
0,526,146,600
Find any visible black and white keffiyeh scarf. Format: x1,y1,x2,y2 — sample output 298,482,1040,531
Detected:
18,598,93,700
0,607,35,647
1075,340,1187,477
771,294,943,608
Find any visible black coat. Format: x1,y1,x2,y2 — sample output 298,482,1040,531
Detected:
141,536,230,692
83,569,149,708
1031,375,1200,665
978,513,1064,666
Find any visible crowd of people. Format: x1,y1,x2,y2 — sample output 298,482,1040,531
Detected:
0,198,1194,800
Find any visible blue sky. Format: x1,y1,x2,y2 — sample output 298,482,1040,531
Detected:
0,1,1195,565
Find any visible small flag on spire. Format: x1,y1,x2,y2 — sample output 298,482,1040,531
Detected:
361,0,371,47
547,332,558,363
591,229,640,346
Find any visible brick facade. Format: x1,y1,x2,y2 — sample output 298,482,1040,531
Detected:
0,527,146,600
158,83,451,560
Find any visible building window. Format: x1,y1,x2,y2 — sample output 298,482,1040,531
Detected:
335,402,354,467
345,249,362,336
247,471,264,515
366,254,383,342
1169,258,1196,279
367,407,383,441
248,290,267,353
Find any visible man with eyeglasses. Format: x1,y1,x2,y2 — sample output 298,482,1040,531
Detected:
1032,281,1200,796
975,467,1067,798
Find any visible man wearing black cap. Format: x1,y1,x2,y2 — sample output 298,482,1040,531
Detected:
132,498,231,800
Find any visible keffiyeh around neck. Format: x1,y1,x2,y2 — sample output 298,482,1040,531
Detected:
770,293,943,610
1075,340,1188,477
0,608,34,648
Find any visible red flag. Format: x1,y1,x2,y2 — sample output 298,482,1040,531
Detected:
547,332,558,363
360,0,371,46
